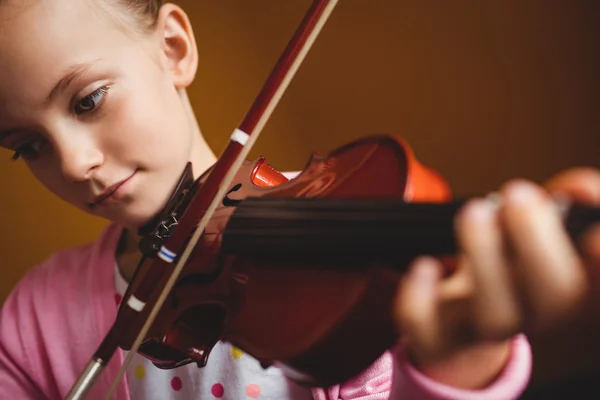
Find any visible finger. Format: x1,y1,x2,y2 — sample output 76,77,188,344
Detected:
545,167,600,205
454,198,522,339
579,225,600,292
583,224,600,263
395,256,444,361
501,180,588,331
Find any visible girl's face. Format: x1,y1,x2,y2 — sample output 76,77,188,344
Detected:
0,0,201,230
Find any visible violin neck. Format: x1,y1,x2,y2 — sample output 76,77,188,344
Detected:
221,197,600,270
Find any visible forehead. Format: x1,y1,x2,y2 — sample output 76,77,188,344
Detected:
0,0,124,64
0,0,141,117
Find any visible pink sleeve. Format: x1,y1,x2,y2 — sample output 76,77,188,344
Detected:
311,334,531,400
0,277,49,400
390,334,532,400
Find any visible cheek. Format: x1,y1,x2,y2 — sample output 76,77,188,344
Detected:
109,85,193,164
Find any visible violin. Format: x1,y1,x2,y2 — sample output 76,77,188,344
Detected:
65,1,600,398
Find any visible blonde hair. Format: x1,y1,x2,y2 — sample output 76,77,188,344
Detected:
115,0,164,30
0,1,166,33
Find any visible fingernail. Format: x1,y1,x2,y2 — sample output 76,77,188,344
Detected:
464,198,495,221
413,257,439,280
485,192,503,209
551,192,571,216
505,181,540,205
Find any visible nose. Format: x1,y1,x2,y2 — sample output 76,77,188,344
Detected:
55,130,104,183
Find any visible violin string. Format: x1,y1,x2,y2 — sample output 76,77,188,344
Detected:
221,199,461,263
103,2,340,399
221,198,600,264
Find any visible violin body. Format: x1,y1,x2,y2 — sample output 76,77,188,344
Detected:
118,134,451,386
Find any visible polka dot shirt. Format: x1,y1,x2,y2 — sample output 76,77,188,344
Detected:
114,264,313,400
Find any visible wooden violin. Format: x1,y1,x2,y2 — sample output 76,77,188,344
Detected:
65,1,600,398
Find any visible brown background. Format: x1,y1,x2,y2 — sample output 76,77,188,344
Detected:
0,0,599,390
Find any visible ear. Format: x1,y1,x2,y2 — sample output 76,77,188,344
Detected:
155,3,198,88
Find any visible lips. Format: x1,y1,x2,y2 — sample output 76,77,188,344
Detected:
90,173,135,207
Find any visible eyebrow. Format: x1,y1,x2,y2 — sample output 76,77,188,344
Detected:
46,61,97,104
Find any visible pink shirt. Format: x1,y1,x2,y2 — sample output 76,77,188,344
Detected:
0,223,532,399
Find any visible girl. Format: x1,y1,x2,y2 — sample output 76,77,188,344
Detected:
0,0,598,399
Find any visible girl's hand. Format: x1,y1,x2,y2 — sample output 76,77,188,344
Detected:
393,167,600,388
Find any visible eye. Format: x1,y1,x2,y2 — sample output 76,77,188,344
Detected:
74,86,110,115
10,139,45,162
